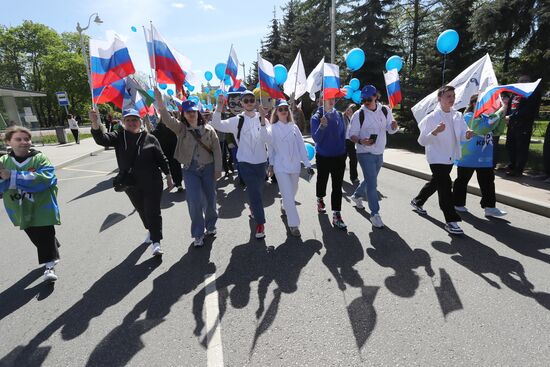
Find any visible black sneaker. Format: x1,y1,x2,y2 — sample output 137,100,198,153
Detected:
410,199,427,215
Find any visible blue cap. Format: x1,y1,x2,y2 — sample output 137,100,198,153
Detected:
360,85,377,99
228,86,247,93
122,109,141,118
275,99,289,107
181,100,199,112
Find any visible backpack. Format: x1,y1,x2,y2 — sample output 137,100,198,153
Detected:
359,106,389,127
234,115,245,146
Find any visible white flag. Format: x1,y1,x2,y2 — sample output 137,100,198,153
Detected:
284,51,307,100
411,53,498,123
306,58,325,101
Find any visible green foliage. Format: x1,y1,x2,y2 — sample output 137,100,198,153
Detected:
0,21,91,127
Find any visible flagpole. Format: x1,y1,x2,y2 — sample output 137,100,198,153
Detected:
257,53,263,108
150,21,157,85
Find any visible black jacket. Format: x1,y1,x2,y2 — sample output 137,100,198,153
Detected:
151,122,177,159
91,128,170,186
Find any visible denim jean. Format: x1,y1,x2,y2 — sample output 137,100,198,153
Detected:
182,161,218,238
238,161,267,224
353,153,383,215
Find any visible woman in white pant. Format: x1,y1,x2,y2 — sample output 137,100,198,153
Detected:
262,99,313,237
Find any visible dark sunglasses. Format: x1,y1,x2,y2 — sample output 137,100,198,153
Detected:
277,107,289,112
242,98,256,104
364,97,373,102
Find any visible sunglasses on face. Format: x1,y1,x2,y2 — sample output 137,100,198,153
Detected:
242,98,255,104
277,107,289,112
364,97,373,103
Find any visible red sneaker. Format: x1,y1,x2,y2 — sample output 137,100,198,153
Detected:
255,224,265,239
317,198,326,213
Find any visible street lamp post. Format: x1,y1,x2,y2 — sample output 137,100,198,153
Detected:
76,13,103,108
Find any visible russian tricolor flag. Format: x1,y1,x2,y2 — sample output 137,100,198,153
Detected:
323,63,345,100
258,56,285,99
146,25,186,92
474,79,541,118
384,69,402,109
225,45,239,85
90,36,135,90
123,77,154,117
93,79,126,109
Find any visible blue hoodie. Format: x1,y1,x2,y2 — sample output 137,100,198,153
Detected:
310,107,347,157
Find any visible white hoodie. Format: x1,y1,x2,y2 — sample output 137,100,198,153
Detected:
417,105,470,164
348,103,398,155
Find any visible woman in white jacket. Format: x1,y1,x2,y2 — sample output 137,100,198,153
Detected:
262,99,314,237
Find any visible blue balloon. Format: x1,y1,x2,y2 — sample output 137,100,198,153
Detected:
305,143,315,161
130,26,137,33
436,29,459,55
167,89,174,96
159,83,167,90
274,64,288,85
345,48,365,71
190,96,200,104
215,63,227,80
343,85,353,99
204,87,210,93
349,78,360,91
352,90,362,104
205,71,213,81
147,89,154,98
188,85,195,92
224,75,232,86
386,55,403,72
201,99,206,104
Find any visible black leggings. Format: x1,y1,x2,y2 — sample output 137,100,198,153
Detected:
453,166,496,208
414,164,461,223
316,154,346,211
24,225,60,265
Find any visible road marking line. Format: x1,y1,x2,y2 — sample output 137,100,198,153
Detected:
62,168,111,174
65,158,116,168
58,174,111,181
204,273,224,367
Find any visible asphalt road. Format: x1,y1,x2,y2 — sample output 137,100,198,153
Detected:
1,150,549,367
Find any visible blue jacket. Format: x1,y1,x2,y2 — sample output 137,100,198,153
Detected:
310,107,347,157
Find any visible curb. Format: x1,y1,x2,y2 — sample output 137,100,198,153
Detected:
54,147,106,169
383,161,550,219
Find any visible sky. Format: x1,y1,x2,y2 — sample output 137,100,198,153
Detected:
1,0,289,87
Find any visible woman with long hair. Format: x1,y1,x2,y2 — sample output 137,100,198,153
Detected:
262,99,313,237
154,88,222,247
90,108,173,256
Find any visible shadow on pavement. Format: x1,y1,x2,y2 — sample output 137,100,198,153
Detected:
368,226,434,298
0,268,54,322
318,213,379,352
461,212,550,265
0,242,162,366
85,239,216,367
68,178,113,203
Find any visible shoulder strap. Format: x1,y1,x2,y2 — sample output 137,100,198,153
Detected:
237,115,245,142
189,128,214,155
359,110,365,127
381,106,389,118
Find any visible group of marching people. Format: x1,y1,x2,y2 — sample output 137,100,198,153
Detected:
1,80,511,283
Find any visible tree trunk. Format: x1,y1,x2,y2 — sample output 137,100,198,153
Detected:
411,0,420,70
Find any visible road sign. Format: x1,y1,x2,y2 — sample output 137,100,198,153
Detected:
56,91,69,106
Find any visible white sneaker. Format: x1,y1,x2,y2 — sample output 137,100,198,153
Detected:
485,207,507,217
144,232,152,244
351,195,364,209
43,267,58,282
454,206,469,213
371,214,384,228
205,228,217,236
194,236,204,247
151,242,163,256
445,222,464,235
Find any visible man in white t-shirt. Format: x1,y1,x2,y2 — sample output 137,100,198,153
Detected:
410,85,473,235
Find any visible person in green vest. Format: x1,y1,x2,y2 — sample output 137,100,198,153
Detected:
0,126,61,282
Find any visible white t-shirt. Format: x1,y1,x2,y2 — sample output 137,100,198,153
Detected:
68,118,79,129
348,103,398,155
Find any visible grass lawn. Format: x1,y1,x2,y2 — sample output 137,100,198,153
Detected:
32,133,92,145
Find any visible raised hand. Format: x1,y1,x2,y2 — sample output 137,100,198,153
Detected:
432,122,446,135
